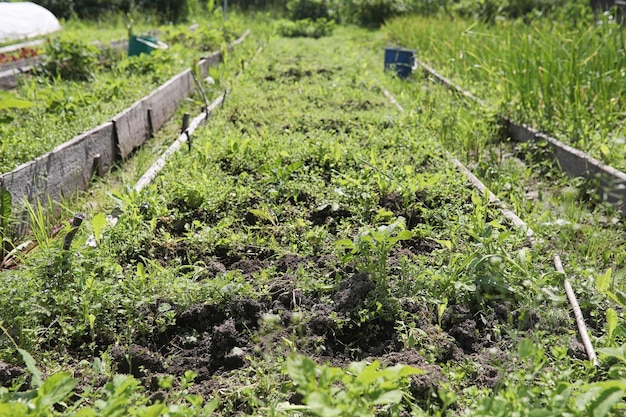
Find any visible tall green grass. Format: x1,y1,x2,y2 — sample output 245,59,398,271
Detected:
384,14,626,169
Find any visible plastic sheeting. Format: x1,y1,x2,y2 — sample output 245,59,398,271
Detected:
0,2,61,42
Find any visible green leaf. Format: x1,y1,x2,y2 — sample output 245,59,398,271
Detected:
73,409,97,417
0,92,34,111
335,239,355,249
433,238,452,250
600,144,610,157
0,402,29,416
395,230,413,240
372,389,403,405
36,372,77,408
596,268,612,292
91,212,107,244
386,364,424,378
355,360,381,385
140,403,167,417
18,349,42,388
0,188,11,233
203,397,219,414
471,192,482,207
518,339,538,359
307,391,342,417
607,308,618,340
529,410,554,417
597,344,626,364
248,208,274,223
606,290,626,309
288,161,304,172
589,386,626,417
287,355,316,388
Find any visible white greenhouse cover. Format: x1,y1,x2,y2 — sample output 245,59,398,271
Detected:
0,2,61,42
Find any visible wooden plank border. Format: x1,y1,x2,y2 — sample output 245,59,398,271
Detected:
503,118,626,209
0,29,250,238
113,100,148,159
414,57,626,213
143,69,194,133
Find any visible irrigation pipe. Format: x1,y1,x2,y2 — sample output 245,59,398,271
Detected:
554,254,598,366
380,87,533,241
134,91,227,192
382,88,404,112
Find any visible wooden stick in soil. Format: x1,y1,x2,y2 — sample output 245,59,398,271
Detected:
554,254,598,366
63,213,86,250
379,88,533,241
450,156,534,241
181,112,190,134
133,92,226,192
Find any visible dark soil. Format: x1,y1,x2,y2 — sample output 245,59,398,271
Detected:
0,361,23,385
333,272,374,313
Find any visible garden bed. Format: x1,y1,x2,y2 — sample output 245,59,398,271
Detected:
0,24,622,416
384,15,626,173
0,16,244,174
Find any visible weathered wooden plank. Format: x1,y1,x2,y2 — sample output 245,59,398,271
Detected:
46,122,117,201
112,100,148,159
507,119,626,211
504,118,537,143
0,155,50,209
142,70,193,132
1,122,115,209
0,68,19,90
0,56,43,73
0,155,50,236
0,39,45,54
537,132,626,208
0,30,251,238
415,54,626,213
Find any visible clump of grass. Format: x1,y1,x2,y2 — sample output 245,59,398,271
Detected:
383,14,626,170
275,18,335,38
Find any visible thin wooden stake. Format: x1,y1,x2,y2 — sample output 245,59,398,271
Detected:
181,112,191,150
181,112,191,133
554,254,598,366
147,108,154,138
134,93,225,192
63,213,86,251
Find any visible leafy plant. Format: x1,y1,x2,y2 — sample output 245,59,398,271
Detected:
41,38,101,81
0,349,77,416
0,92,35,112
337,218,412,294
287,0,331,20
284,354,422,416
276,18,335,38
0,188,12,259
0,349,216,416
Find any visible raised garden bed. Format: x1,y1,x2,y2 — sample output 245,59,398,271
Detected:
0,23,623,416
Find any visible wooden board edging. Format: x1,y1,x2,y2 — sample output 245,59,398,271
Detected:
504,118,626,210
0,29,249,238
414,57,626,213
